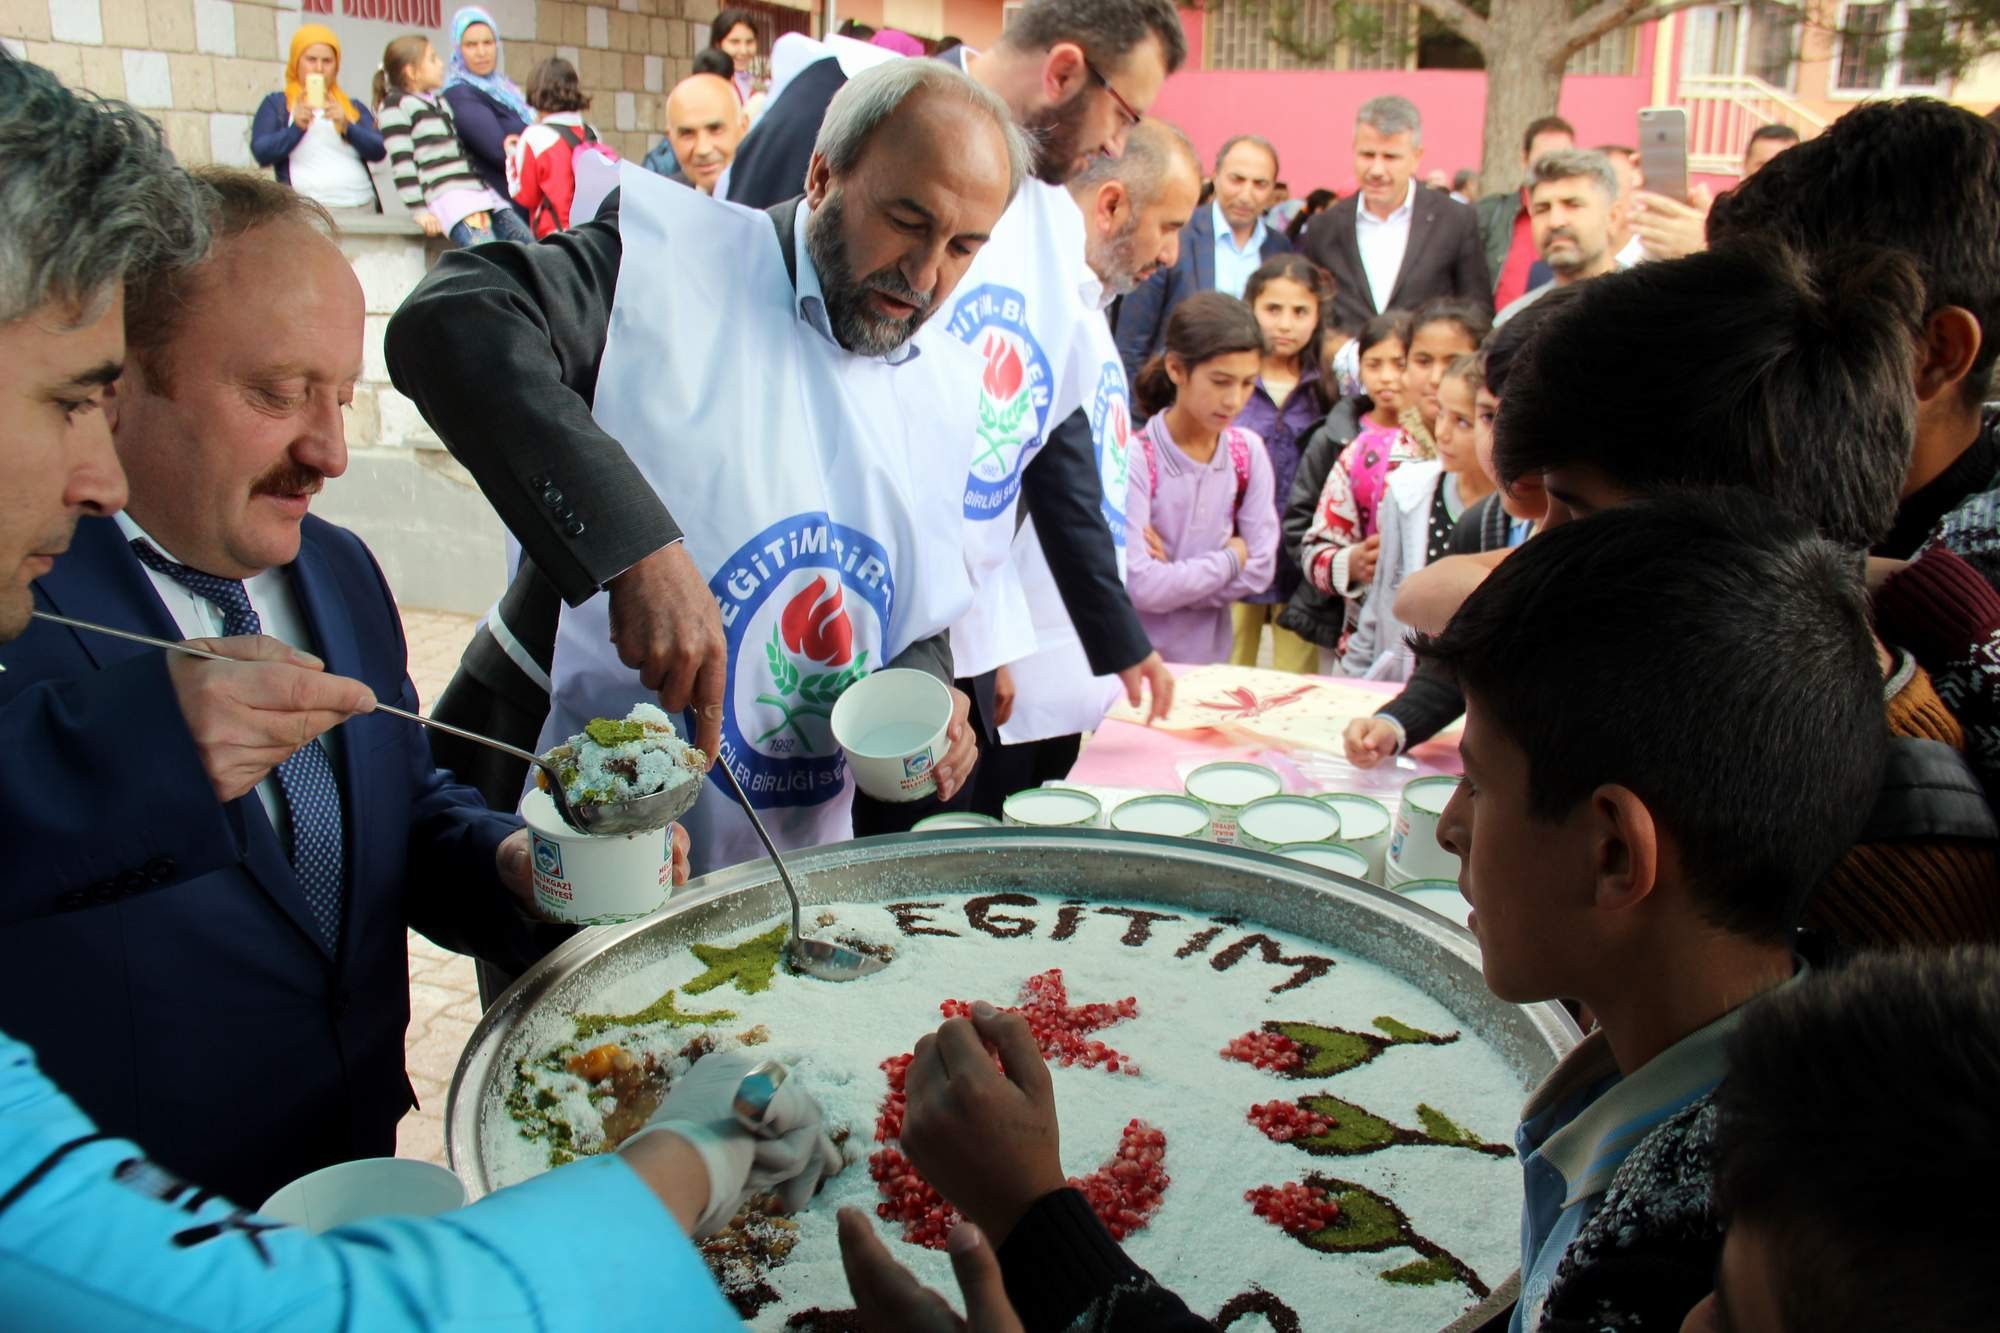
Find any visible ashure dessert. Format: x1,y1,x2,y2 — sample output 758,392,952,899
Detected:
483,893,1527,1329
538,702,704,808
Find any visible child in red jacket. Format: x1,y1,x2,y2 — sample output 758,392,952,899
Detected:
508,58,615,238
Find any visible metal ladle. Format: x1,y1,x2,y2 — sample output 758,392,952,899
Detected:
713,760,886,982
30,610,700,837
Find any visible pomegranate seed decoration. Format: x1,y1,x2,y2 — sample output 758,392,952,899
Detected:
872,971,1167,1249
1247,1099,1336,1144
1245,1180,1342,1237
1220,1029,1303,1073
941,969,1141,1075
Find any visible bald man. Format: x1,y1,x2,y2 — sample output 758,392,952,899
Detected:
664,73,745,194
1069,118,1202,296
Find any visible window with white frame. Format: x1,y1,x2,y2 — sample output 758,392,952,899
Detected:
1835,0,1948,91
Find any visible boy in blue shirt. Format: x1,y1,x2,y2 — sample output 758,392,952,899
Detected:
1419,492,1886,1330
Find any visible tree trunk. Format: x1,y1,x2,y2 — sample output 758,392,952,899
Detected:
1474,0,1571,190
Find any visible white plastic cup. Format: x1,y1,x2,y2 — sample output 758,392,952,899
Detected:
829,668,953,803
1316,793,1393,882
912,812,1000,831
1183,762,1283,844
259,1158,465,1232
1235,795,1342,852
1398,878,1473,930
1390,775,1463,880
1277,842,1372,879
1108,794,1212,839
522,786,674,925
1002,787,1103,828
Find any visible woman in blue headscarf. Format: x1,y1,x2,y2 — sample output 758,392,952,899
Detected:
441,5,532,217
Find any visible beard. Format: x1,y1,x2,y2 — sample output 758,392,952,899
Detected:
1088,212,1148,298
1020,90,1095,186
805,188,937,358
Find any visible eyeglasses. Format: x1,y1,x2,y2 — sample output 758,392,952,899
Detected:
1083,56,1141,130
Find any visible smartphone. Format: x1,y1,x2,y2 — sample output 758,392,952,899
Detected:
1637,107,1688,203
305,72,326,110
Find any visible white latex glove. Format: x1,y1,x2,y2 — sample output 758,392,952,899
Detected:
631,1051,841,1236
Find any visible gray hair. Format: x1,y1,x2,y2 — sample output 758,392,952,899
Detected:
811,60,1031,204
1531,148,1620,203
1003,0,1188,75
0,50,208,327
1070,117,1197,210
1215,133,1279,178
1355,95,1422,149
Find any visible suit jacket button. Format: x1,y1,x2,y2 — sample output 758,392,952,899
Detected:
144,855,176,883
565,520,585,537
543,486,564,507
58,889,85,911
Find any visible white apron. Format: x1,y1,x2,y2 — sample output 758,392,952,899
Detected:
942,180,1093,677
539,164,979,875
996,273,1131,744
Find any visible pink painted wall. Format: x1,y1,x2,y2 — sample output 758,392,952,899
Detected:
1153,8,1662,195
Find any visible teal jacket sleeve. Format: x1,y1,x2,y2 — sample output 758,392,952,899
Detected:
0,1031,740,1332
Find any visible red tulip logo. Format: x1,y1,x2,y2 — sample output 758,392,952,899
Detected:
780,576,854,668
982,334,1026,402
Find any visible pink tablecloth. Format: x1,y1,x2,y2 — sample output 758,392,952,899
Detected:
1068,671,1461,801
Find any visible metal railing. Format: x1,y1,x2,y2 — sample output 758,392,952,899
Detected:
1677,73,1828,175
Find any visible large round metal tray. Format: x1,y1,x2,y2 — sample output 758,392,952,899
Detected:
447,828,1578,1197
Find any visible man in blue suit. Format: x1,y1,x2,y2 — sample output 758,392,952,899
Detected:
1113,134,1291,382
0,168,579,1209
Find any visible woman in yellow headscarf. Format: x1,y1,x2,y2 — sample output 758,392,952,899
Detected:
251,24,385,210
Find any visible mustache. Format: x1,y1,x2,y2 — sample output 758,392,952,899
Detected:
862,266,933,313
251,461,325,499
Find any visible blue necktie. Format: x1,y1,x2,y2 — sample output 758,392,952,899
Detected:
131,540,345,951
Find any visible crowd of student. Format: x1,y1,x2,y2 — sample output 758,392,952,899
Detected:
5,0,2000,1328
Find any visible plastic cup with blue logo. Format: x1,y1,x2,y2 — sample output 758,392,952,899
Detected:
829,668,952,803
521,786,675,925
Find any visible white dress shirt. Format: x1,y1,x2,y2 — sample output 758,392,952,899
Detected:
1355,181,1417,314
114,510,333,848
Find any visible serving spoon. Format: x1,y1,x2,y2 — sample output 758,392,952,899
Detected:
29,610,700,837
713,760,886,982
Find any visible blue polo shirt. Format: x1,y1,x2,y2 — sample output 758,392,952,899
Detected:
1510,965,1806,1331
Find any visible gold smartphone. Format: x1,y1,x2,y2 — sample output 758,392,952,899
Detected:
305,72,327,110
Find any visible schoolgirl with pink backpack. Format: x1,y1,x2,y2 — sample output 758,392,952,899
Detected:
508,57,620,238
1125,292,1279,666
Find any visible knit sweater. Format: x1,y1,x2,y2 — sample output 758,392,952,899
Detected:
1873,543,2000,800
375,91,483,212
1808,653,2000,948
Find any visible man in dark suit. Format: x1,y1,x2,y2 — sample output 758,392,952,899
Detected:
0,169,571,1208
1303,95,1493,329
1113,133,1291,381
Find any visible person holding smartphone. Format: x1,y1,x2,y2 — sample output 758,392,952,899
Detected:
251,25,385,211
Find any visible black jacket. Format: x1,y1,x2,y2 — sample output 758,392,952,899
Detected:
1302,189,1494,329
722,54,847,209
1375,493,1512,749
1275,397,1367,649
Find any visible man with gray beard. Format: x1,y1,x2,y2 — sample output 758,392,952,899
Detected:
390,60,1031,881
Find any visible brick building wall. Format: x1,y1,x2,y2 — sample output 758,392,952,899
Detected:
1,0,816,169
